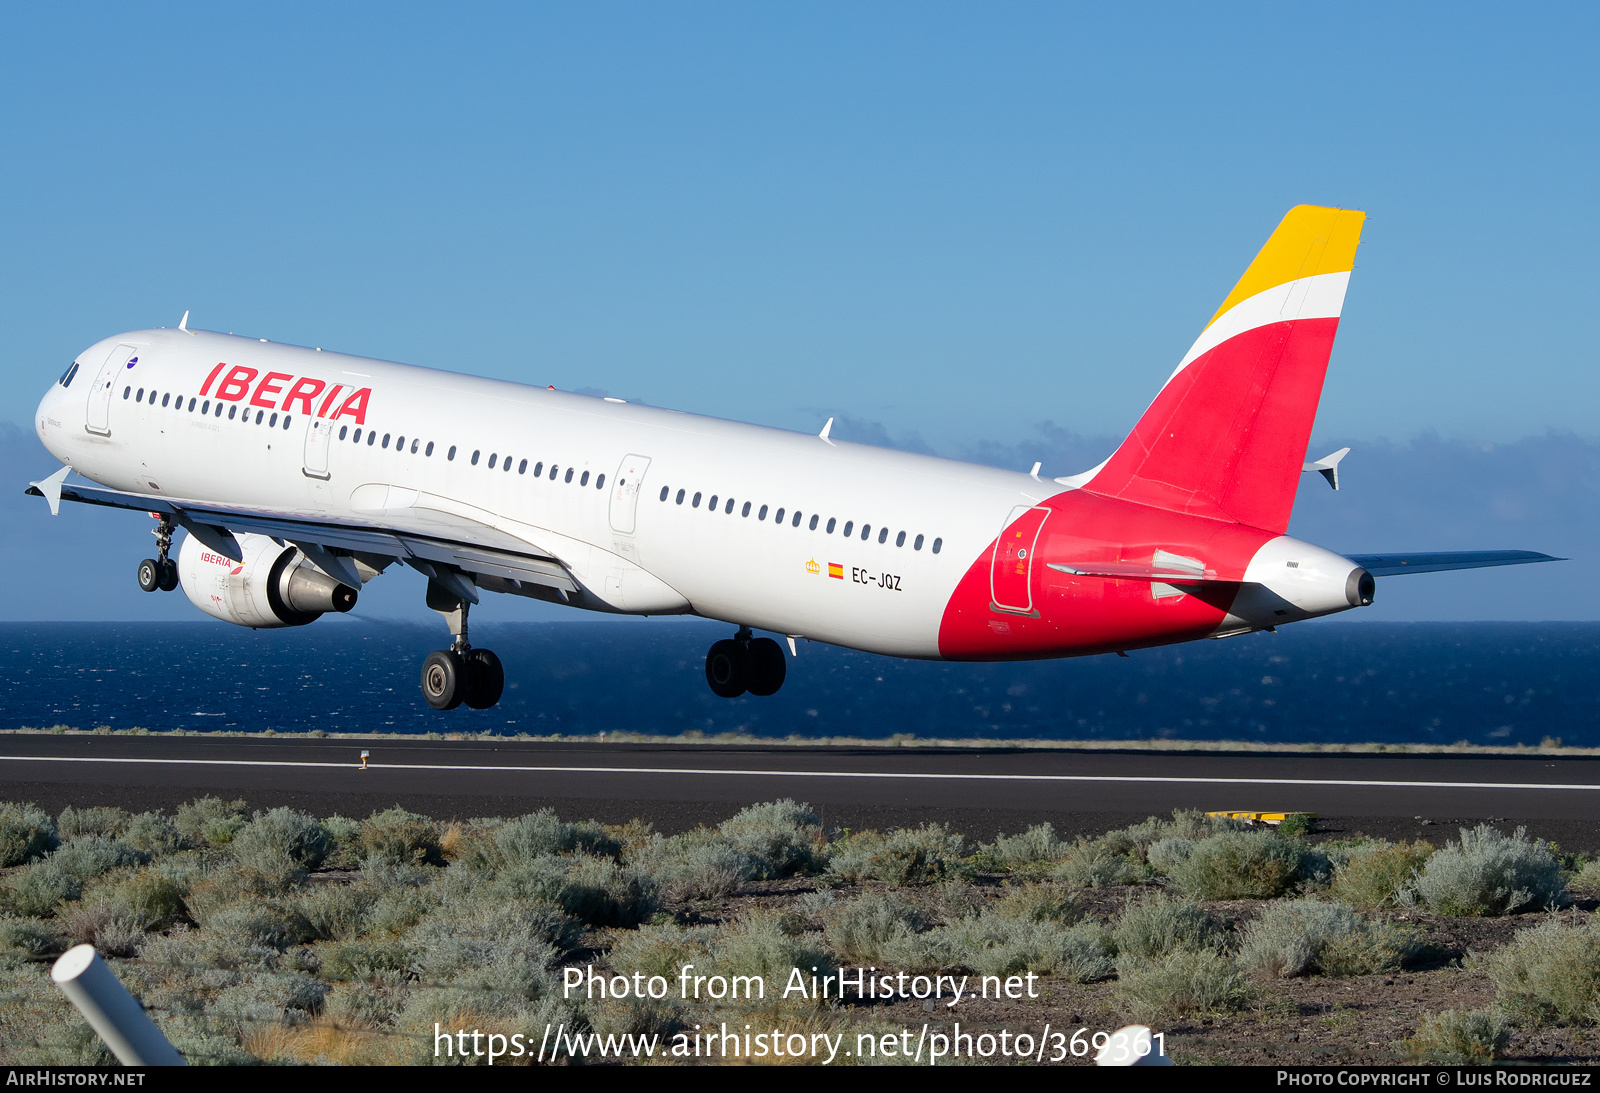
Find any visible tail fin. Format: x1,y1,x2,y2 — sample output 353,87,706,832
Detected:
1083,205,1366,534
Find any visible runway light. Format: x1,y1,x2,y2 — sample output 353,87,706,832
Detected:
360,750,370,770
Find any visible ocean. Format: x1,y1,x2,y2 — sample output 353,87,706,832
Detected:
1,620,1596,746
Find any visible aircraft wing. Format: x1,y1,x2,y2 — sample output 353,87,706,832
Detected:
25,475,579,597
1345,550,1563,576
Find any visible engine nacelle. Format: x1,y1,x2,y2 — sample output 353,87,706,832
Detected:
178,531,358,628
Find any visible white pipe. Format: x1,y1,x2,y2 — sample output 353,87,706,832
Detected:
51,944,186,1066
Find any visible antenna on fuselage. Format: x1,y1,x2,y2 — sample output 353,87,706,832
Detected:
818,417,833,441
178,311,194,335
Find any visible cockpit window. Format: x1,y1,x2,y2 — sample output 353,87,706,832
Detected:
59,363,80,388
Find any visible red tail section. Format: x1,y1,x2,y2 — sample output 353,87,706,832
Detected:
1082,206,1365,534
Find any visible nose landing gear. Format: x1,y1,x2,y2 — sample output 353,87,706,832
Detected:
705,627,787,698
136,517,178,592
420,576,503,711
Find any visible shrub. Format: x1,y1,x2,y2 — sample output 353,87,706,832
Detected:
1113,949,1255,1022
406,902,567,1011
5,860,84,915
319,938,414,982
984,823,1065,867
827,825,966,886
290,884,374,941
1572,860,1600,893
57,806,129,840
231,809,333,872
0,916,66,958
1051,839,1145,887
1409,826,1565,916
121,812,185,856
471,811,620,868
1276,813,1316,839
81,870,188,930
1239,900,1422,978
174,797,247,846
557,855,658,927
358,808,442,866
1112,891,1227,959
708,912,833,1000
991,882,1083,925
1330,841,1435,909
1145,837,1196,875
606,922,717,981
0,803,59,868
1395,1008,1511,1064
57,904,147,956
51,836,149,881
718,800,823,878
1167,830,1322,900
822,892,924,963
937,914,1114,980
629,831,756,900
1479,915,1600,1025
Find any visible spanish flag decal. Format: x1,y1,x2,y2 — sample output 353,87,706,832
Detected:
827,563,844,579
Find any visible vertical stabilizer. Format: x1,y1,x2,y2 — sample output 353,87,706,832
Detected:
1083,205,1365,533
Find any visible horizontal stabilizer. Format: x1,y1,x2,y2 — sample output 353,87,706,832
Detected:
1347,550,1563,576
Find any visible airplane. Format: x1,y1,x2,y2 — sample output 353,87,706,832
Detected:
28,205,1558,712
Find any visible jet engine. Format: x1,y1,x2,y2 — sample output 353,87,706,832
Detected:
178,531,358,627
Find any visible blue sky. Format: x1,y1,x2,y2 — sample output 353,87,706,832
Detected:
2,3,1595,621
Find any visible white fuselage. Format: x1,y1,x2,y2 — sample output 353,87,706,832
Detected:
37,329,1052,657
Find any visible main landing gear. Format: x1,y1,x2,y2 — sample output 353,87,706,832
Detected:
136,517,178,592
705,627,787,698
420,577,503,711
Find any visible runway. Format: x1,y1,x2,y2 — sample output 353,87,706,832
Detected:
3,734,1597,848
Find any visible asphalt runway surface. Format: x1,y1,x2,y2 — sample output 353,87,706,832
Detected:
4,734,1599,848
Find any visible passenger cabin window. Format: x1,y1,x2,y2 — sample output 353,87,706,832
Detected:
270,413,278,427
565,468,575,483
932,538,942,554
692,492,701,508
161,394,170,407
914,534,924,550
725,498,734,514
353,428,362,442
519,459,527,474
708,495,718,510
808,514,817,529
123,386,130,399
826,518,836,533
471,450,480,465
878,527,888,543
595,474,605,489
426,442,434,456
448,445,457,460
549,464,559,480
676,489,685,504
895,531,905,547
743,502,752,517
188,398,197,412
580,471,590,486
661,486,669,501
229,405,237,420
339,426,348,440
842,520,852,536
487,453,496,468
